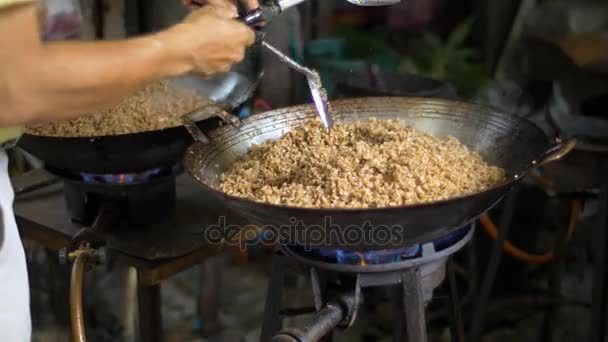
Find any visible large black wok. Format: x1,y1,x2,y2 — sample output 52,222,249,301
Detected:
17,79,247,176
16,104,233,176
18,126,194,175
183,97,575,251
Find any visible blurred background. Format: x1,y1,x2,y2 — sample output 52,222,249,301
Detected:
9,0,608,341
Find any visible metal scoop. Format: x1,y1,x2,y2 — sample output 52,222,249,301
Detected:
261,41,334,129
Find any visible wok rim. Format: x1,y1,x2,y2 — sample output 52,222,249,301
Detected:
20,123,187,141
184,96,552,213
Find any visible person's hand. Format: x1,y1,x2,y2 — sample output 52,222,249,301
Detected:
181,0,260,12
163,5,255,77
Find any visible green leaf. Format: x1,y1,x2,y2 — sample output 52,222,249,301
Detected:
447,16,475,50
444,49,478,63
421,31,443,49
399,59,422,75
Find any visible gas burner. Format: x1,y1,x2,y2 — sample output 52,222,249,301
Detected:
262,225,474,342
287,227,471,267
283,226,473,273
80,168,167,185
63,176,177,227
288,244,421,266
45,164,182,187
54,166,181,227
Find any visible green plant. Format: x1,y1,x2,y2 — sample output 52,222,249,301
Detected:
399,17,489,98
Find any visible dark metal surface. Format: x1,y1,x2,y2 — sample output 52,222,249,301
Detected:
392,284,406,342
272,292,356,342
590,160,608,342
447,259,465,342
260,254,288,342
62,175,176,227
470,187,519,342
11,168,60,196
402,269,427,342
271,303,344,342
137,270,162,342
67,203,118,250
18,125,193,175
184,97,570,251
198,258,223,336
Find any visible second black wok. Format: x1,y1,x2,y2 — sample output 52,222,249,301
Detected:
183,97,575,251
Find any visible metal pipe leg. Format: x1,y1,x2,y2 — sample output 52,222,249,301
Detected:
590,162,608,342
199,257,223,336
319,331,333,342
124,267,137,342
137,271,162,342
48,249,71,328
470,187,519,342
260,254,288,342
447,259,465,342
392,285,406,342
401,269,428,342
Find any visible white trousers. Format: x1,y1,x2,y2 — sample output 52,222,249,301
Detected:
0,150,31,341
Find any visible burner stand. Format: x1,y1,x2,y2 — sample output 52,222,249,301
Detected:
63,178,177,228
260,226,474,342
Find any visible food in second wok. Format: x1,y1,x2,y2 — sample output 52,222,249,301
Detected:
219,118,507,208
26,79,211,137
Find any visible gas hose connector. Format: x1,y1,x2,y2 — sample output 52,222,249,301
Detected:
59,242,108,267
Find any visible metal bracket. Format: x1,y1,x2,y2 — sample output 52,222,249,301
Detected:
338,274,361,329
182,105,241,144
59,203,116,267
310,267,323,311
59,241,107,269
401,268,428,342
260,253,289,342
310,267,361,330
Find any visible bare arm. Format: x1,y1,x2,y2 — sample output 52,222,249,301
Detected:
183,0,260,11
0,3,254,125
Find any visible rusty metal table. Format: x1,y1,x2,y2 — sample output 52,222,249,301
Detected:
13,174,236,342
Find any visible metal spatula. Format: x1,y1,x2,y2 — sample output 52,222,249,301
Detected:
261,41,334,129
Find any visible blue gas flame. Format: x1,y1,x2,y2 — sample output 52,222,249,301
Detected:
80,168,164,184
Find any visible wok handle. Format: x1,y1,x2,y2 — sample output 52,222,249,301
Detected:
516,138,577,179
182,104,241,144
535,138,577,168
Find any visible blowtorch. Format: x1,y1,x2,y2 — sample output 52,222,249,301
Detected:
242,0,402,26
189,0,402,129
238,0,401,129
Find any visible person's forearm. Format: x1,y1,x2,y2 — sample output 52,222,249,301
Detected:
2,31,192,125
0,3,194,125
0,3,253,126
